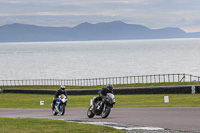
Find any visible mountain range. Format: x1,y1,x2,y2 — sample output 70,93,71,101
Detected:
0,21,200,42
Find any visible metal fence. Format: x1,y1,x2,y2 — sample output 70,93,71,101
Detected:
0,73,200,86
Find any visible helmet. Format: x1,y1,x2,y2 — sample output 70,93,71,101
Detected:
60,85,65,91
107,84,113,92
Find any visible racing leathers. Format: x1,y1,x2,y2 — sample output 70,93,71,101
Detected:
92,87,113,109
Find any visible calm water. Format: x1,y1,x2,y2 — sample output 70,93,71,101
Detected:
0,38,200,80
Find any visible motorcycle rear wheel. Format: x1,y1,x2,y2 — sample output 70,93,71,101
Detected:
87,106,95,118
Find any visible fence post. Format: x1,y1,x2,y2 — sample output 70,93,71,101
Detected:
151,75,153,83
142,76,143,83
146,75,148,83
163,74,165,83
184,74,186,82
168,74,170,82
178,74,180,82
159,75,160,83
100,78,101,85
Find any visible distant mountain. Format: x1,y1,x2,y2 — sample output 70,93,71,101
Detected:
0,21,200,42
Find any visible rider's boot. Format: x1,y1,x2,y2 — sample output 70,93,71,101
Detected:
51,103,54,109
90,104,95,110
52,100,56,110
90,101,95,110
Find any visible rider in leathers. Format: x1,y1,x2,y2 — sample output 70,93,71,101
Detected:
91,84,113,110
52,85,67,109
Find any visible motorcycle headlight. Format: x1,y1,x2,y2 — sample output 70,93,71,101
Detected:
61,99,65,103
113,99,115,103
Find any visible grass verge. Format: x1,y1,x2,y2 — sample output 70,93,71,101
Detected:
0,93,200,108
0,117,124,133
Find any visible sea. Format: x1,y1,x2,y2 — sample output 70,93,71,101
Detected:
0,38,200,80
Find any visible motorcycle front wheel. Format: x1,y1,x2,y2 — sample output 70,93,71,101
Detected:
87,106,95,118
101,105,111,118
60,104,65,115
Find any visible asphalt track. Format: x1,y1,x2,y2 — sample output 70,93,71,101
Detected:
0,107,200,132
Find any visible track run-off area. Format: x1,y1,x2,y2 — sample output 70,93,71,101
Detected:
0,107,200,132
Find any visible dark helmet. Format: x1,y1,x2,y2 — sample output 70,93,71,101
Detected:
107,84,113,92
60,85,65,91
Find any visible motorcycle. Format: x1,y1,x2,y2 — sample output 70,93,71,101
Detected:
51,94,68,115
87,93,115,118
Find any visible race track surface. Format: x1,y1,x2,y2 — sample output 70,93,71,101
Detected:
0,107,200,132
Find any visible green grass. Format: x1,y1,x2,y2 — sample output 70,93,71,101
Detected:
1,81,200,90
0,93,200,108
116,94,200,107
0,93,199,133
0,117,124,133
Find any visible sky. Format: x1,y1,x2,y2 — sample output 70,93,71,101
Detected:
0,0,200,33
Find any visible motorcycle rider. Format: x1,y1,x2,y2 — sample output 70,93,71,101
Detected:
52,85,67,109
91,84,114,110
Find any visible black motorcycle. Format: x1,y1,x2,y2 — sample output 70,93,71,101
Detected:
87,93,115,118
